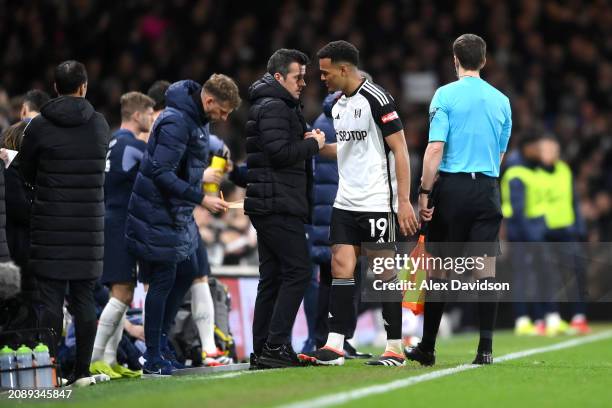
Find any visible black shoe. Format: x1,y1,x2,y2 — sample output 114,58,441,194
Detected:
344,340,373,359
249,353,261,370
404,344,436,366
258,343,305,368
472,351,493,365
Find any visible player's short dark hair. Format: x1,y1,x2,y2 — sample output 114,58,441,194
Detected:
317,40,359,66
23,90,50,112
147,80,170,111
453,34,486,71
266,49,310,78
54,60,88,95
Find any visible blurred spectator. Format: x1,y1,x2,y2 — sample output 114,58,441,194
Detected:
218,183,257,265
0,0,609,246
1,121,33,273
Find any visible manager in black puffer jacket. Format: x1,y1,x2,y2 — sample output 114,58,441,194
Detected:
245,49,325,369
19,61,110,384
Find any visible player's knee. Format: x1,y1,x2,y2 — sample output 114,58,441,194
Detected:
331,257,355,279
111,284,134,305
192,276,208,284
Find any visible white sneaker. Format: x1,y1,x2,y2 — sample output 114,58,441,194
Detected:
92,373,111,383
72,376,96,387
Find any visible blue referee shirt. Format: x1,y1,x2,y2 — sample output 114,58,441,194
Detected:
428,77,512,177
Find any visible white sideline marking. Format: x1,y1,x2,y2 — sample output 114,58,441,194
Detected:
278,330,612,408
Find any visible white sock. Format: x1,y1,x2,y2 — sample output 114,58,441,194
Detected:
324,332,345,353
546,312,561,327
385,339,403,355
92,298,128,362
141,289,147,328
191,282,217,355
103,312,126,365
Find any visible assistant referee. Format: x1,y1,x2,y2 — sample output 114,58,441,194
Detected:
406,34,512,366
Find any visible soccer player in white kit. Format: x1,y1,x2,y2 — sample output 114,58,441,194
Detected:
300,40,419,366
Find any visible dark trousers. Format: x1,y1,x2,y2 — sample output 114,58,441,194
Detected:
302,266,319,345
144,252,197,361
37,277,97,378
250,214,312,354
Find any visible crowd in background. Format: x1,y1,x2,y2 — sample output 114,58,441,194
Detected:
0,0,611,255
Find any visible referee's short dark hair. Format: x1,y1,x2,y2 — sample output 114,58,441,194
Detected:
54,60,88,95
267,49,310,78
147,80,171,111
453,34,486,71
23,89,50,112
317,40,359,66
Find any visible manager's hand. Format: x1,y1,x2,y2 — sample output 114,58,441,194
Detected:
201,195,229,213
305,128,325,149
418,194,434,222
398,200,419,236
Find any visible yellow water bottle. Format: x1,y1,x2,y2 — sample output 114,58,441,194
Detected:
203,155,227,195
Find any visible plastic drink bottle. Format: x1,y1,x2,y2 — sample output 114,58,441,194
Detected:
33,343,54,388
0,346,17,389
16,345,35,389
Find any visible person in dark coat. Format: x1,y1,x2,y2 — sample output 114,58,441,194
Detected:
1,121,32,271
19,60,111,386
245,49,325,369
125,75,240,377
1,121,32,299
0,155,21,301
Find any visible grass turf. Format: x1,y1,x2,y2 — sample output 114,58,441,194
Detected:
3,325,611,408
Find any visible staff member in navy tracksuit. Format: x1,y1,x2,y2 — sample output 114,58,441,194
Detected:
90,92,155,379
125,75,240,377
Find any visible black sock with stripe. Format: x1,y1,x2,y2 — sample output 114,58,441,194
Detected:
328,278,356,337
381,277,402,341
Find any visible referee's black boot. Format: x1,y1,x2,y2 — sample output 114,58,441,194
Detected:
472,351,493,365
249,353,263,370
404,344,435,366
344,340,373,359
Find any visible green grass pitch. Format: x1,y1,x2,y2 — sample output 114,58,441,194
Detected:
3,325,611,408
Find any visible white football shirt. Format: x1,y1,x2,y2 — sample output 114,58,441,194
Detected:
332,79,404,213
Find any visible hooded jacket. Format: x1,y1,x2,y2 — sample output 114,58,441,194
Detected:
125,80,209,263
19,96,110,280
244,73,319,221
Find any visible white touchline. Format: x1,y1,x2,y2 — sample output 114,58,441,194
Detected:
277,330,612,408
